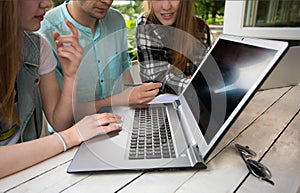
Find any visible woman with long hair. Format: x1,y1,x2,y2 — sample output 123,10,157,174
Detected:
136,0,211,94
0,0,121,179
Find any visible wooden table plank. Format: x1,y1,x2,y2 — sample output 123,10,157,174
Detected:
5,162,88,193
4,160,140,193
63,172,143,193
118,170,197,193
1,150,141,193
237,105,300,191
0,147,77,192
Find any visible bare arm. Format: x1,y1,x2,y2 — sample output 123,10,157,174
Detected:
123,69,134,84
0,113,121,179
75,83,161,120
41,20,82,131
74,70,162,120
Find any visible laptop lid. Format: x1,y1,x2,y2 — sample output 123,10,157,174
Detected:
260,45,300,90
177,34,288,160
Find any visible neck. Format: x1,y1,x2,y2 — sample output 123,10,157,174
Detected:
67,1,98,34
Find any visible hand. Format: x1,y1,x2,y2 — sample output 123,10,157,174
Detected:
123,82,162,105
53,20,83,79
74,113,122,142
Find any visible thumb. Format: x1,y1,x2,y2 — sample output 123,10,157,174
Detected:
53,32,60,41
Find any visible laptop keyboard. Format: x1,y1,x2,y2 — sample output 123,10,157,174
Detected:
128,106,176,160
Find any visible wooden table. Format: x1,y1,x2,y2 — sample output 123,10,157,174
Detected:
1,86,299,193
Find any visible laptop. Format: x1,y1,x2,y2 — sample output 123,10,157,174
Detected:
260,45,300,90
67,34,288,173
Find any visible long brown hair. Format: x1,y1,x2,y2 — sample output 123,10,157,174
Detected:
0,0,22,125
142,0,210,71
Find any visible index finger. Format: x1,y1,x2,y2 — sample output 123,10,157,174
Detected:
96,113,121,120
143,82,162,90
65,20,78,38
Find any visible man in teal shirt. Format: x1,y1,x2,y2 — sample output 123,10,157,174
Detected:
40,0,162,120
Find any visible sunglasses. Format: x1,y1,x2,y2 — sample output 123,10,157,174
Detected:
235,143,275,186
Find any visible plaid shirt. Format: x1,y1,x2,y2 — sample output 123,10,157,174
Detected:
136,14,211,95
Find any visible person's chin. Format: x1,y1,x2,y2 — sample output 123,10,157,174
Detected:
24,24,41,32
94,12,107,19
160,19,175,26
32,25,41,32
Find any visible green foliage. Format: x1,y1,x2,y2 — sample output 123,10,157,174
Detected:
112,1,143,61
206,15,224,25
126,19,137,60
194,0,225,23
112,0,143,20
51,0,64,7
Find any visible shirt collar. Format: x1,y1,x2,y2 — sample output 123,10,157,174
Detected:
62,1,100,38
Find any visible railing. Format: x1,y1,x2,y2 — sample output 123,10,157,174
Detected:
209,24,223,41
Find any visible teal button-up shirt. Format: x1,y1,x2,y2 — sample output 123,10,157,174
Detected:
39,2,131,102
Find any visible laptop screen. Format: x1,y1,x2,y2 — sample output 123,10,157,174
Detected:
183,39,277,144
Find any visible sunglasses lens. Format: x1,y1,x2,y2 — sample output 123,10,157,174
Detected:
235,144,257,157
247,159,272,179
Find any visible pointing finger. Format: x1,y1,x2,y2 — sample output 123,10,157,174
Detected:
65,20,78,38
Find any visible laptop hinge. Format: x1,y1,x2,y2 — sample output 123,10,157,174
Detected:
172,100,180,109
190,144,207,169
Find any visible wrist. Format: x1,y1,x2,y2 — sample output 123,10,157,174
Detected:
54,132,67,151
110,91,128,106
62,76,77,89
63,75,77,82
60,126,82,149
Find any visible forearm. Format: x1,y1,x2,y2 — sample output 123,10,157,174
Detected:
50,21,82,131
0,126,80,179
75,72,133,120
0,111,122,179
52,76,77,131
75,94,124,121
74,97,112,121
76,89,138,121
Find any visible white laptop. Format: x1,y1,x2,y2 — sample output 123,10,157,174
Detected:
67,34,288,173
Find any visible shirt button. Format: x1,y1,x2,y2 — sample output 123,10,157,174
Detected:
100,80,104,83
98,60,100,63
